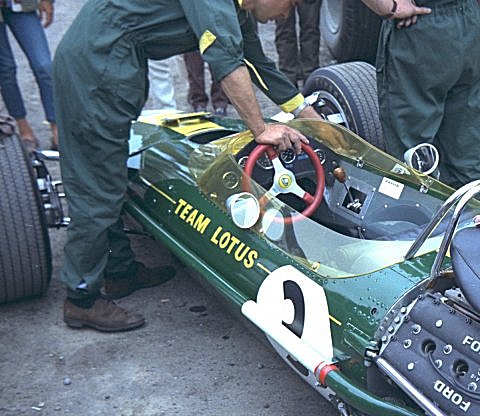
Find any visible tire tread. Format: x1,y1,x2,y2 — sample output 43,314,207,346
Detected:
0,133,51,303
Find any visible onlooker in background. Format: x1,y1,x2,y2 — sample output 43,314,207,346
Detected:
363,0,480,188
148,58,177,111
274,0,320,87
184,51,229,116
0,0,58,151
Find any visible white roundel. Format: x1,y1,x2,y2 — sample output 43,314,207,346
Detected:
255,265,333,361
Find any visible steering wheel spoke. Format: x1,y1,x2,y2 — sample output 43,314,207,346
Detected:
288,182,307,199
265,187,280,199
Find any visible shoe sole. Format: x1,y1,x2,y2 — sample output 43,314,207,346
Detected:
64,317,145,332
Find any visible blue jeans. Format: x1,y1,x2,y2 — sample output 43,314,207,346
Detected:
0,8,55,123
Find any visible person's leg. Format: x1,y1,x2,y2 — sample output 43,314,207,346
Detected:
0,13,36,146
6,10,56,148
183,51,208,111
297,0,320,82
148,58,176,110
274,10,298,86
53,25,175,330
435,0,480,188
376,16,452,162
100,217,175,300
52,29,146,329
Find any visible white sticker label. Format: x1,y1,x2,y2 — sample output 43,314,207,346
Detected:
378,177,404,200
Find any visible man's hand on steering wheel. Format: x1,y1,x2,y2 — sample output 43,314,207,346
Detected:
255,124,309,154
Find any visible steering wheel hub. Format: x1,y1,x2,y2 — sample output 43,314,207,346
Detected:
278,173,293,189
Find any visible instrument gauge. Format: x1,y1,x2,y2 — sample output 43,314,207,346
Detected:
238,156,248,169
314,148,327,165
222,171,239,189
280,149,296,164
256,153,274,170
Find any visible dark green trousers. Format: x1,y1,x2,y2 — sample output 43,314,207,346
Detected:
52,2,147,298
377,0,480,188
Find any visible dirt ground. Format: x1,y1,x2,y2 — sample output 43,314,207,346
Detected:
0,2,338,415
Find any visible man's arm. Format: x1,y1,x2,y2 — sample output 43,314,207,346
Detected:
221,66,309,153
361,0,430,26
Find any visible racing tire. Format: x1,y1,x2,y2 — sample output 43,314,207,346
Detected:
302,61,385,150
0,125,52,304
320,0,382,64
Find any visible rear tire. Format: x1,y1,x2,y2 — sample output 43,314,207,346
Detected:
320,0,381,64
302,61,385,150
0,127,52,303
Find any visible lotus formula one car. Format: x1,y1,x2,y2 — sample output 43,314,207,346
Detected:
1,62,480,416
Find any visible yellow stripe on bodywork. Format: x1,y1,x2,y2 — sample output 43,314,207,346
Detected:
243,59,268,91
199,30,217,55
280,93,305,113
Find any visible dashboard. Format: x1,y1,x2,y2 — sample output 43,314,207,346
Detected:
235,140,441,241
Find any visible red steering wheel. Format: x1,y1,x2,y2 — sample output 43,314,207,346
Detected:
242,143,325,224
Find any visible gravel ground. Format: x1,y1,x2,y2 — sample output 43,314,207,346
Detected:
0,2,338,415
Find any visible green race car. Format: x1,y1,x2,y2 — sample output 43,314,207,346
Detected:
1,62,480,416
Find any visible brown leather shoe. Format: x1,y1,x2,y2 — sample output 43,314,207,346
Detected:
102,263,176,300
64,297,145,332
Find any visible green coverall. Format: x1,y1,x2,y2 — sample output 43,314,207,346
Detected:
376,0,480,188
52,0,303,297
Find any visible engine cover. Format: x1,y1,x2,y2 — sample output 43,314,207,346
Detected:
379,292,480,415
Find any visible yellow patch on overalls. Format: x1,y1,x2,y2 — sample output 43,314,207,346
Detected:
280,93,305,113
199,30,217,55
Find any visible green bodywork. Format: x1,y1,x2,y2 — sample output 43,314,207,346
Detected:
125,114,479,416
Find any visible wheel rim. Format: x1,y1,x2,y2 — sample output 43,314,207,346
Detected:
315,90,350,129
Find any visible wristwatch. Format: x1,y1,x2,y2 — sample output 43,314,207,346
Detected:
384,0,398,19
291,99,309,118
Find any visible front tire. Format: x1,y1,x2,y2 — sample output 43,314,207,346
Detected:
302,61,385,150
0,124,52,303
320,0,381,64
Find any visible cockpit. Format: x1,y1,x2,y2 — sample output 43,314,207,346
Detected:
129,116,480,278
188,120,472,277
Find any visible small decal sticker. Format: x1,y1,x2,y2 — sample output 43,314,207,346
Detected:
378,177,404,200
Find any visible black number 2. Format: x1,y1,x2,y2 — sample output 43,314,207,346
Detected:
282,280,305,338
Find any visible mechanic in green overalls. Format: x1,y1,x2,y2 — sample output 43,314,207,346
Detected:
363,0,480,188
53,0,325,332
